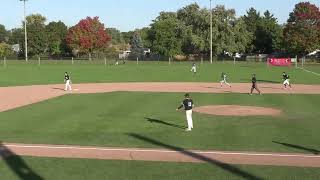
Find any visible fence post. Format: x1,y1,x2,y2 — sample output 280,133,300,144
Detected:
295,55,298,68
169,57,171,65
136,57,139,65
104,57,107,66
233,57,236,66
38,56,41,67
302,56,305,68
4,57,6,68
72,57,74,65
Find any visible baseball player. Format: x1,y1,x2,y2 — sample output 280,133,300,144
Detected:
220,72,231,88
250,74,261,95
282,72,292,88
176,93,194,131
190,63,197,75
64,72,72,91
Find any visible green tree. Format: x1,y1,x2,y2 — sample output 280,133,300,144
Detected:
0,42,12,57
255,11,283,53
283,2,320,55
8,28,24,45
177,3,209,55
130,31,143,49
121,31,134,44
0,24,8,43
243,8,261,52
233,18,252,54
129,31,144,58
25,14,48,56
211,5,251,56
243,8,284,53
46,21,68,56
106,28,123,44
149,12,186,57
137,27,152,48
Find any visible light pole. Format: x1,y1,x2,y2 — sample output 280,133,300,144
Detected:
210,0,213,64
20,0,28,62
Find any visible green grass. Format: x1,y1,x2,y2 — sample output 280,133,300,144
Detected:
0,92,319,153
0,156,319,180
0,61,319,86
1,60,319,178
301,64,320,74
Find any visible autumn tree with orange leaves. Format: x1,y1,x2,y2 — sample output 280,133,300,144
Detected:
283,2,320,56
66,16,111,60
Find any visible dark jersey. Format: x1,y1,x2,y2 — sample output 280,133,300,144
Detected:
283,74,289,80
252,77,257,83
65,74,70,81
178,98,194,110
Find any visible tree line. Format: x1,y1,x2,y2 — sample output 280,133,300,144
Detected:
0,2,319,59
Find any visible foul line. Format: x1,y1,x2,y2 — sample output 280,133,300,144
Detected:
297,67,320,76
3,144,320,159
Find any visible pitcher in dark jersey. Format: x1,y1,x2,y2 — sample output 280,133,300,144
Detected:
250,74,261,95
282,72,292,88
64,72,72,91
176,93,194,131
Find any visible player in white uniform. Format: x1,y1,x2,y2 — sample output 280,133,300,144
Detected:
190,63,197,75
64,72,72,91
220,72,231,87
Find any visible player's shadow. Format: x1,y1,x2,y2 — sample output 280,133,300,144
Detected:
200,86,224,90
0,143,43,180
240,79,280,83
52,87,65,91
259,86,283,90
257,80,281,83
145,117,186,130
272,141,320,155
127,133,263,180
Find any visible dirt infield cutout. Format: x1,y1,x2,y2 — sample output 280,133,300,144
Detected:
194,105,282,116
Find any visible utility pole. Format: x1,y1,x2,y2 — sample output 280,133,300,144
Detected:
210,0,213,64
20,0,28,61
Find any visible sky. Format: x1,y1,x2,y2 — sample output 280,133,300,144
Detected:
0,0,319,32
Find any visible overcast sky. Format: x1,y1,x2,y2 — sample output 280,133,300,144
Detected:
0,0,319,31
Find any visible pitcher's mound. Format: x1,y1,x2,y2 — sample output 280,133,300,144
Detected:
194,105,281,116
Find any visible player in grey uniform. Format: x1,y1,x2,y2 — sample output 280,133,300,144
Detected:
176,93,194,131
190,63,197,75
64,72,72,91
250,74,261,95
220,72,231,88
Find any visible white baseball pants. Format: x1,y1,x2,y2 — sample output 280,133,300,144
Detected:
186,110,193,130
283,79,290,86
191,67,196,73
220,79,231,87
65,80,72,91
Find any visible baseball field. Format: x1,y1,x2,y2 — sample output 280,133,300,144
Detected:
0,60,320,180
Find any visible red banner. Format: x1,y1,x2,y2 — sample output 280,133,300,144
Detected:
268,58,291,66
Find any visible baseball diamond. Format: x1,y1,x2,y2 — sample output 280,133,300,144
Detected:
0,61,320,180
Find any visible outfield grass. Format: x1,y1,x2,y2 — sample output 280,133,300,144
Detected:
301,64,320,74
1,156,320,180
0,92,319,153
1,60,319,179
0,60,319,86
